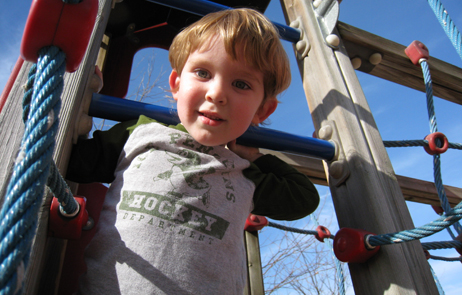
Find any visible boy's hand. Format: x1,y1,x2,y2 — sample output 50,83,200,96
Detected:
227,140,264,162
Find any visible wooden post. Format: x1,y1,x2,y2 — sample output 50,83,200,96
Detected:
279,0,438,294
244,231,265,295
0,0,113,294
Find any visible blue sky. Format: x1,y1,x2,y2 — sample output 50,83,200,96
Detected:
1,0,462,294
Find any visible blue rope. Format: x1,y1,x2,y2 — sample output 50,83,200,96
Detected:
268,221,333,238
383,140,462,150
421,60,462,235
429,254,462,262
421,61,437,134
422,240,462,264
422,240,462,250
426,0,462,61
429,264,446,295
22,61,79,215
0,46,65,295
368,201,462,247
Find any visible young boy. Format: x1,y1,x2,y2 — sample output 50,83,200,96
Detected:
67,8,319,294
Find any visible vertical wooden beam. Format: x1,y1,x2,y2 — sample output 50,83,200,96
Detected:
244,231,265,294
279,0,438,294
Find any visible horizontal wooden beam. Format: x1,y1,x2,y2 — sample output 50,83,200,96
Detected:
337,21,462,106
262,149,462,207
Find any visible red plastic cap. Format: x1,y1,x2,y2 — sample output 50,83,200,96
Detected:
49,196,89,240
424,132,449,155
20,0,98,72
334,228,380,263
405,40,430,65
244,214,268,232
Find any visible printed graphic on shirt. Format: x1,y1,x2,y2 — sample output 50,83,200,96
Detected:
152,148,215,207
120,190,230,240
131,131,239,208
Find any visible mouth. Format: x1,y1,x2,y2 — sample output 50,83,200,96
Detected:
199,112,224,122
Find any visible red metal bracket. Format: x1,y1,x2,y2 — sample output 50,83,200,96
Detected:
20,0,98,72
405,40,430,65
424,132,449,155
244,214,268,232
333,228,380,263
49,195,89,240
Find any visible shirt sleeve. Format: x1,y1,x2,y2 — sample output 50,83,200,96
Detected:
66,115,187,183
244,154,320,221
65,119,136,183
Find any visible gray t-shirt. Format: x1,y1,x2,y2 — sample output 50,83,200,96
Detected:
79,122,255,294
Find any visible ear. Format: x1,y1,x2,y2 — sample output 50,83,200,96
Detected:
169,69,181,101
252,98,278,125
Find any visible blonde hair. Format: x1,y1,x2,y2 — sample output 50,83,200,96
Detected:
168,8,291,100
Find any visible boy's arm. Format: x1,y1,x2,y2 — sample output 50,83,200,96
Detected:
244,154,320,221
66,120,136,183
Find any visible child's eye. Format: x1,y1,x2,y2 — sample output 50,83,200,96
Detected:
233,80,250,90
195,69,210,79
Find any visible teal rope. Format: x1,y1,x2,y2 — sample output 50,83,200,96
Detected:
422,240,462,250
429,254,462,262
22,64,36,122
383,140,462,150
421,60,462,235
429,264,446,295
268,221,333,238
426,0,462,61
0,46,65,295
368,201,462,247
22,61,78,215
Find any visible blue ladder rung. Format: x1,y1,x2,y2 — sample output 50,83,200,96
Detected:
89,93,336,161
146,0,301,43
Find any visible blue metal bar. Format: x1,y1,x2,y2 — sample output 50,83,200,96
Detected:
146,0,301,43
90,94,336,161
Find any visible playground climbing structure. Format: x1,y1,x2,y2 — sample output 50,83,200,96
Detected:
0,0,462,294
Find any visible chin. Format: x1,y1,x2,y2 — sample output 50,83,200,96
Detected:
196,138,226,147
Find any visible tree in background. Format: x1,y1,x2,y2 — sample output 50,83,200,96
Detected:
259,195,351,294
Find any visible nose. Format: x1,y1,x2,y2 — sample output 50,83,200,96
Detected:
205,80,227,105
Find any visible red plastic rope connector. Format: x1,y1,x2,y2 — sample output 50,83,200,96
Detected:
315,225,331,242
424,132,449,155
333,228,380,263
49,196,89,240
431,205,445,215
424,249,431,260
405,40,430,65
244,214,268,232
21,0,98,72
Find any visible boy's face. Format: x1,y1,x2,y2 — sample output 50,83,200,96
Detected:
169,39,276,147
